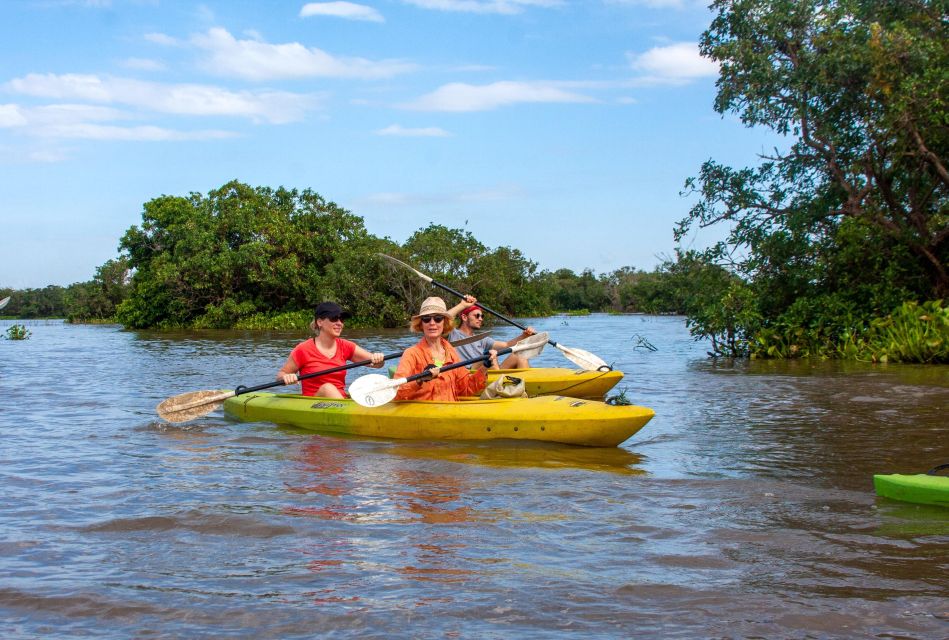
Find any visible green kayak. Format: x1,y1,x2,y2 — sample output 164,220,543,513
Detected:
873,467,949,508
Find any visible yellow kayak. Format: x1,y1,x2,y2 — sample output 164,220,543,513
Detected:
224,392,654,447
486,367,623,399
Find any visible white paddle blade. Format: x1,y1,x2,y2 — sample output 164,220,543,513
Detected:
510,331,549,360
0,296,10,310
349,373,403,408
556,344,610,371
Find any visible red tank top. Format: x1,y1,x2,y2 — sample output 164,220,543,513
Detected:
290,338,357,396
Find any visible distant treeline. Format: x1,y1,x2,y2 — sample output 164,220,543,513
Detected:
1,182,705,327
5,1,946,364
1,259,129,323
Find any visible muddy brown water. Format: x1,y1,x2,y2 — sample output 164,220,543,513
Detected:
1,316,946,638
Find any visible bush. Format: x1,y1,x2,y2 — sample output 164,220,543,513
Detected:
5,324,31,340
863,300,949,364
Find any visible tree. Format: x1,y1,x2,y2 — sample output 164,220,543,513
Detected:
389,224,488,315
680,0,948,312
543,268,611,312
116,180,373,329
64,257,130,322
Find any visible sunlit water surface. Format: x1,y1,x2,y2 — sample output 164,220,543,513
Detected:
1,316,947,638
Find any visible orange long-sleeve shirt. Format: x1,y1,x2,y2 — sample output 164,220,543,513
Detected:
394,337,488,401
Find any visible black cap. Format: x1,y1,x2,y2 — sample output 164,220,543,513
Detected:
314,301,350,319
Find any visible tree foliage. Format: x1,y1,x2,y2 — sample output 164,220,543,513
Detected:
64,258,130,322
679,0,948,356
116,181,381,329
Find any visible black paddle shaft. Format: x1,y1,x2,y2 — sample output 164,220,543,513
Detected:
429,278,561,348
234,350,405,396
404,346,515,384
232,332,491,396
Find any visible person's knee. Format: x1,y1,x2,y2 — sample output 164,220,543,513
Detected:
316,383,344,398
501,355,529,369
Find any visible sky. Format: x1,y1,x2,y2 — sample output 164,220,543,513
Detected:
0,0,773,289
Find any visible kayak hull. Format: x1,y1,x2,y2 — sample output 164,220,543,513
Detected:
873,474,949,508
224,392,654,447
486,367,623,399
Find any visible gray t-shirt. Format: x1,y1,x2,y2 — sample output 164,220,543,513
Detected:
448,328,495,361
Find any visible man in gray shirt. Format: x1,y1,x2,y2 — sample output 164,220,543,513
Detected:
448,301,537,368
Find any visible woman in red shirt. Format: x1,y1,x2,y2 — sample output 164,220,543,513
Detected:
277,302,384,398
394,297,498,402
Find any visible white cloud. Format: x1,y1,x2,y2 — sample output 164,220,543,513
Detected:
627,42,718,83
300,2,384,22
35,123,235,141
0,102,235,141
25,148,71,163
30,103,128,124
402,0,562,14
0,145,68,165
375,124,451,137
121,57,166,71
191,27,414,80
0,104,29,127
403,81,595,111
144,32,179,46
6,73,317,124
44,0,113,7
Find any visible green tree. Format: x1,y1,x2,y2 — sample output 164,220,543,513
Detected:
543,268,611,312
679,0,948,355
116,180,374,329
64,257,130,322
4,286,66,318
386,224,488,317
468,246,552,317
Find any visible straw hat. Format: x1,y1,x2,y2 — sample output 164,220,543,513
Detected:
409,296,453,335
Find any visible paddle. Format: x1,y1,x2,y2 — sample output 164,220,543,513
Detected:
377,253,611,371
156,332,493,424
349,331,549,408
0,296,10,310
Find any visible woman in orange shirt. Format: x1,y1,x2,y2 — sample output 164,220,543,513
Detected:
394,297,498,401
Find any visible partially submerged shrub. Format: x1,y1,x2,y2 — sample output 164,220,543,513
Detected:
5,324,31,340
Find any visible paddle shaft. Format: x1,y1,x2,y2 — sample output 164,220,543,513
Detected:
233,331,492,395
234,351,402,395
402,344,517,384
422,277,567,349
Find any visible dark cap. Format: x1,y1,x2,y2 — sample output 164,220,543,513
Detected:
314,301,350,319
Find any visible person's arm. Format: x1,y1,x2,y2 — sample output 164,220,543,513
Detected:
455,349,498,395
491,326,536,349
394,346,429,400
351,344,385,368
277,354,300,385
446,294,477,318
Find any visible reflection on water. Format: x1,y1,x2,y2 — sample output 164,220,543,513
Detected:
380,440,645,475
0,318,947,638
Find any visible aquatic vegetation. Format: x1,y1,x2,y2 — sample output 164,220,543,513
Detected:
605,388,633,406
862,300,949,364
631,334,658,351
5,324,31,340
751,300,949,364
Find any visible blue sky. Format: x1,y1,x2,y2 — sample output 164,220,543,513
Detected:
1,0,771,289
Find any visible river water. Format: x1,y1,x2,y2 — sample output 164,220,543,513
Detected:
1,315,947,638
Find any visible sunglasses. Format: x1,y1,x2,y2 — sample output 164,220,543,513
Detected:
420,315,445,324
469,313,483,319
321,315,345,323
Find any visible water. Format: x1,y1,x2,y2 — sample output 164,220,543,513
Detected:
1,316,947,638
